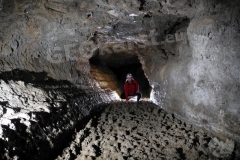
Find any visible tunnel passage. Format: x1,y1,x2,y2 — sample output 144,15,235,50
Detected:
89,50,152,98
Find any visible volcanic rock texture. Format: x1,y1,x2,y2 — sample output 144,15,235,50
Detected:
0,0,240,159
57,102,236,160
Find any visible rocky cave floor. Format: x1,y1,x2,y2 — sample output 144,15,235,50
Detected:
56,101,238,160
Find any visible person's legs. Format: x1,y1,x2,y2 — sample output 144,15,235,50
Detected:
134,92,142,102
120,92,126,99
121,92,141,102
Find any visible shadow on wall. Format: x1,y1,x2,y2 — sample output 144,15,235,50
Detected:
89,49,152,98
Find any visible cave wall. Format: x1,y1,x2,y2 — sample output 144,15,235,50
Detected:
150,0,240,141
0,76,115,159
0,0,239,144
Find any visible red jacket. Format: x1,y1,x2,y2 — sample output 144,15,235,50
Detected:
124,79,139,100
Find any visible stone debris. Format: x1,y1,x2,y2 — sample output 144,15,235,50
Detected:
208,137,235,158
57,101,237,160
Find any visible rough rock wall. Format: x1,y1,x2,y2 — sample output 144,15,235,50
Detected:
0,0,239,145
0,75,117,159
150,0,240,142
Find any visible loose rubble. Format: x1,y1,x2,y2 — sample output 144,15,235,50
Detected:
208,137,235,158
57,101,237,160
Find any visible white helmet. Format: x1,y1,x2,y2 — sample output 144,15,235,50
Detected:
126,73,133,78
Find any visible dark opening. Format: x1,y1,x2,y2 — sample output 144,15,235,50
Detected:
89,50,152,98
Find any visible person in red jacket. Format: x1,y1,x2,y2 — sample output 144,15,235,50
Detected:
120,73,142,104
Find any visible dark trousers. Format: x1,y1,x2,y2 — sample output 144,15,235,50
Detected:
120,92,142,102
